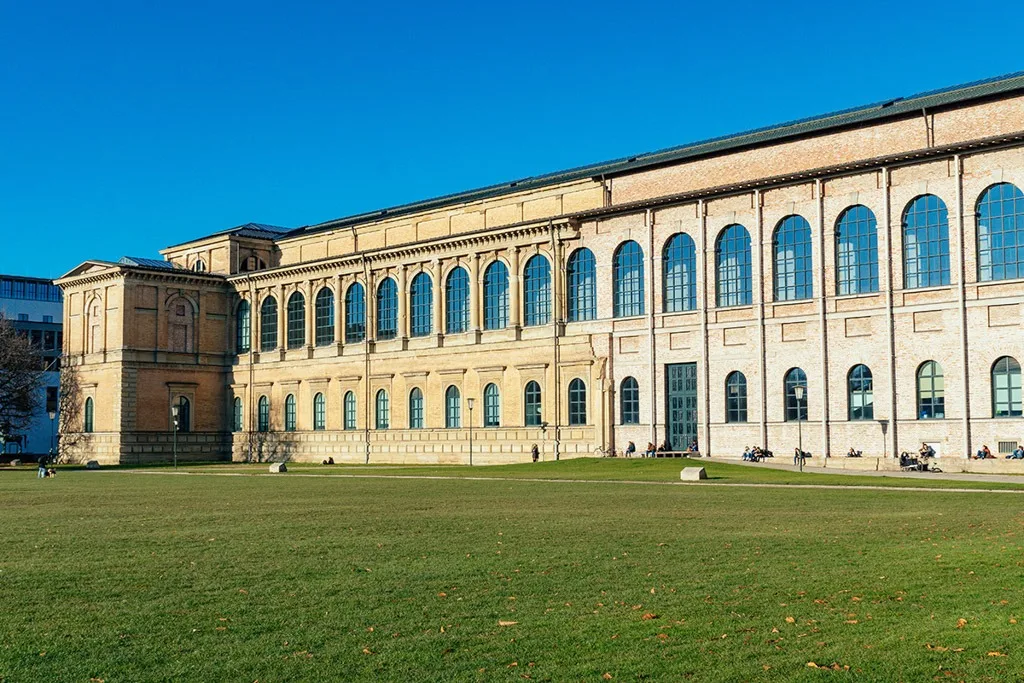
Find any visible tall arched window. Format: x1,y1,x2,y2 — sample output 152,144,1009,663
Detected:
376,278,397,340
773,215,814,301
176,396,191,433
725,371,747,423
343,391,356,430
977,183,1024,282
257,396,270,432
260,296,278,351
903,195,950,289
716,224,752,307
445,267,470,334
409,388,424,429
992,356,1022,417
445,385,461,428
410,272,433,337
566,248,596,322
315,288,334,346
345,283,366,343
236,300,251,353
313,393,326,430
483,261,509,330
917,361,945,419
522,255,551,326
232,396,243,432
84,397,94,433
375,389,389,429
663,233,697,312
484,383,501,427
284,394,297,431
836,205,879,295
286,292,305,349
524,381,542,426
568,378,587,425
613,241,645,318
620,377,639,425
784,368,807,422
848,365,874,420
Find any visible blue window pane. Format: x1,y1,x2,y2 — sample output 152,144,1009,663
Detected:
376,279,397,340
620,377,639,424
284,394,296,431
286,292,305,349
726,371,747,423
917,361,945,419
977,183,1024,282
903,195,950,289
773,215,814,301
260,296,278,351
524,381,542,426
567,248,596,322
409,388,424,428
663,233,697,313
484,383,500,427
445,385,461,428
613,241,644,318
716,225,752,307
445,267,470,333
568,378,587,425
344,391,356,430
345,283,366,343
848,364,874,420
992,356,1022,417
313,393,326,430
375,389,389,429
236,300,251,353
523,255,551,326
784,368,807,422
315,288,335,346
410,272,433,337
483,261,509,330
258,396,269,432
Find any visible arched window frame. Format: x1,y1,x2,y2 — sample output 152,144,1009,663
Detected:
314,288,335,347
835,205,879,295
524,381,542,426
445,267,470,334
663,233,697,313
773,215,814,301
613,241,645,318
345,283,366,343
376,278,398,341
343,391,356,431
848,364,874,421
916,361,945,419
483,261,509,330
568,378,587,426
620,377,639,425
566,248,596,322
784,368,807,422
445,385,461,428
977,183,1024,282
408,387,424,429
409,272,433,337
903,195,951,289
992,356,1022,418
284,394,297,432
313,392,326,430
232,396,243,432
716,224,753,307
84,397,94,433
483,383,501,427
260,296,278,351
522,255,551,326
175,396,191,433
286,291,305,349
725,371,747,423
375,389,390,430
236,300,251,353
257,395,270,432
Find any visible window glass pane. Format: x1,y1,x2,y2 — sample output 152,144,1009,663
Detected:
315,288,335,346
716,225,752,307
258,396,269,432
568,378,587,425
313,393,325,430
377,279,397,340
287,292,305,349
847,364,874,420
567,248,596,322
236,300,251,352
917,361,945,419
409,388,424,429
260,297,277,351
620,377,639,424
285,394,296,431
410,273,433,337
483,262,509,330
992,356,1022,417
445,386,461,428
663,233,697,312
726,371,748,423
375,390,389,429
484,383,501,427
613,241,645,318
773,215,814,301
784,368,808,422
523,255,551,326
445,268,470,334
345,283,366,343
524,381,542,426
836,205,879,295
903,195,951,289
344,392,356,430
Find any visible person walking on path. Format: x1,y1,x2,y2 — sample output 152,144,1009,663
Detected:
37,453,48,479
531,444,539,463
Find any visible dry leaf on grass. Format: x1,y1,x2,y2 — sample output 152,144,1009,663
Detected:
956,618,967,629
641,613,658,620
498,620,518,627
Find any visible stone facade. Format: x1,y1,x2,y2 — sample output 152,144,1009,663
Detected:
57,76,1024,466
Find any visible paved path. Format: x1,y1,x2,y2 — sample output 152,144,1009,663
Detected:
733,458,1024,484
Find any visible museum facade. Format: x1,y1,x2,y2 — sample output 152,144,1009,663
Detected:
57,73,1024,465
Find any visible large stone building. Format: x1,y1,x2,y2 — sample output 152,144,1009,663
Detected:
57,74,1024,467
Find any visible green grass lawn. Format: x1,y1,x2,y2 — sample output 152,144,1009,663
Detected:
1,462,1022,681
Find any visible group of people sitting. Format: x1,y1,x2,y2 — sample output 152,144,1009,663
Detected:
972,444,1024,460
741,446,773,462
622,439,699,457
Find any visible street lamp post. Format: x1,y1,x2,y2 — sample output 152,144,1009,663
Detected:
466,397,475,467
171,404,180,470
48,410,56,460
793,385,805,472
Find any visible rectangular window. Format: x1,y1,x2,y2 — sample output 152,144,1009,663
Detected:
17,313,28,321
43,315,53,323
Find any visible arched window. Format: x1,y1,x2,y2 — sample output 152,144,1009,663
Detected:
566,248,596,322
613,241,645,318
483,383,501,427
375,389,389,429
445,385,461,428
236,300,251,353
917,361,945,419
992,356,1022,417
377,278,398,341
167,297,194,353
483,261,509,330
977,183,1024,282
284,394,296,432
232,396,243,432
784,368,807,422
345,283,366,343
524,381,542,426
620,377,639,425
176,396,191,433
836,205,879,295
773,215,813,301
725,371,747,423
663,233,696,313
286,292,305,349
523,255,551,326
313,393,326,430
260,296,278,351
84,397,94,433
191,259,207,273
445,267,470,334
410,272,433,337
343,391,356,430
568,378,587,425
848,365,874,420
903,195,950,289
408,388,424,429
257,396,270,432
716,224,752,307
315,288,334,346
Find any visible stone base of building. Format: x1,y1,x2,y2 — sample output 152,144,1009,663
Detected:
717,454,1024,476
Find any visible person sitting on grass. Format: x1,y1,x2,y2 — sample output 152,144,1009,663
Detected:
1008,446,1024,460
742,446,753,461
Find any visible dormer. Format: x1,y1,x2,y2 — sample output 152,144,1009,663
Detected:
159,223,288,275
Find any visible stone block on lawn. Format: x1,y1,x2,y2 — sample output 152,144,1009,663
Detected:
10,459,21,467
680,467,707,481
269,462,287,473
86,460,100,469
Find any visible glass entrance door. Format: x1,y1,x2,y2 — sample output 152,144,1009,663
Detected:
666,363,697,450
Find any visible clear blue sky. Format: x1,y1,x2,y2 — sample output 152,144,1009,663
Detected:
2,0,1021,279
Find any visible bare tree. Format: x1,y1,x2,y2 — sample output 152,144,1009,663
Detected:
0,315,42,446
54,359,86,463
